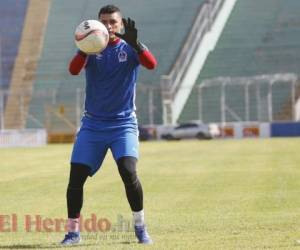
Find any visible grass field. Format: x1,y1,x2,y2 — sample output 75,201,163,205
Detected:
1,138,300,249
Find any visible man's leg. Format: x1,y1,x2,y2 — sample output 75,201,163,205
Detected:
61,163,90,245
67,163,90,220
116,157,143,213
116,156,152,244
62,116,109,245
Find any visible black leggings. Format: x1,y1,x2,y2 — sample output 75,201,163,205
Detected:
67,157,143,218
66,163,89,218
116,156,143,212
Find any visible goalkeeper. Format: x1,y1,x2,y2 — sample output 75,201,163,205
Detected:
61,4,157,245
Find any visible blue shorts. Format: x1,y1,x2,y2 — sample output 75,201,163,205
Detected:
71,115,139,176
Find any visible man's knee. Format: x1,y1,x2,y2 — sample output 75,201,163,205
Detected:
68,163,90,188
117,157,138,186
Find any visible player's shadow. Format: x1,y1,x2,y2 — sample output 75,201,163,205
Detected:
107,240,132,245
0,243,96,249
0,241,135,249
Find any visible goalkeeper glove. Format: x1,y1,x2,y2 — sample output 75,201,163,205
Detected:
115,18,145,53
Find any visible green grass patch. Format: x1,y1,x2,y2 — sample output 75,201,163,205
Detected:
0,138,300,249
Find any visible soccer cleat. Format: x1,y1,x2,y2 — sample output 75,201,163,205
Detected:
134,225,153,244
60,232,81,245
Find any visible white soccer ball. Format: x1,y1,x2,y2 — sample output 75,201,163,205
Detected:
74,20,109,54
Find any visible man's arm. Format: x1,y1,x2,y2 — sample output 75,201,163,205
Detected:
69,51,87,75
138,50,157,70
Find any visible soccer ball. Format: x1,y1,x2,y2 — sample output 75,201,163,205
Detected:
74,20,109,54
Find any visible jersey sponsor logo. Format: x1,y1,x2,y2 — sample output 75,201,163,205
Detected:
118,50,127,62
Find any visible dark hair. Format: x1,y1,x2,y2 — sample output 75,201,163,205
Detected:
98,5,121,17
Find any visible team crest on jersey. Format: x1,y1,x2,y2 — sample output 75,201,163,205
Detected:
118,50,127,62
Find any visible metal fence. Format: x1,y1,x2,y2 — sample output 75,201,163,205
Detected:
183,73,300,124
0,73,299,132
0,84,162,131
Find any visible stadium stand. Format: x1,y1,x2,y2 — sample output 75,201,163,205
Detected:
0,0,28,90
4,0,51,129
179,0,300,123
26,0,202,130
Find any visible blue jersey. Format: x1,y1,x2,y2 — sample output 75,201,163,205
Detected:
84,40,140,120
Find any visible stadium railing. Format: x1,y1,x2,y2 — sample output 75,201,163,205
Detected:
160,0,225,124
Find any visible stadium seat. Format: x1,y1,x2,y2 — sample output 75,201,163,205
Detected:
0,0,28,89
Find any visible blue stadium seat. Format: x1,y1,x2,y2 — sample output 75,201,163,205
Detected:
0,0,28,89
